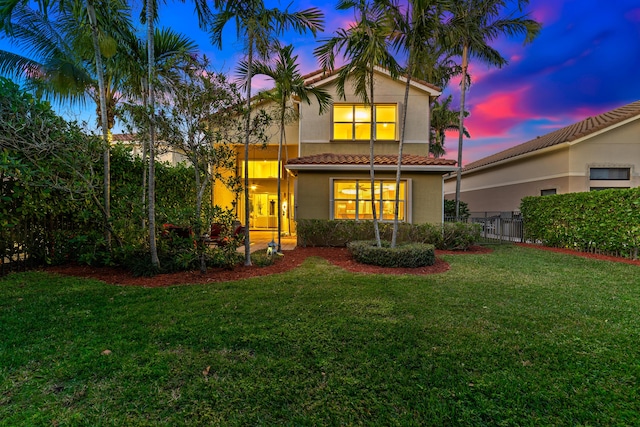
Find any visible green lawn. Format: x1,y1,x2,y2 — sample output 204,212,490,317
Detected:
1,245,640,426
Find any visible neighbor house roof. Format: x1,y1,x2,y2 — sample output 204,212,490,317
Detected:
463,100,640,173
286,153,456,172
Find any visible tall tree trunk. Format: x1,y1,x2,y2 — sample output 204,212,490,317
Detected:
243,39,254,266
392,63,412,248
276,101,285,253
369,68,381,247
140,80,148,229
147,0,159,267
86,0,111,250
455,43,469,220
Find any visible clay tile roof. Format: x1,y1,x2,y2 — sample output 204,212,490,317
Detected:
111,133,136,142
287,153,456,166
464,100,640,172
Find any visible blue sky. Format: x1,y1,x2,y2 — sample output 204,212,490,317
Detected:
1,0,639,165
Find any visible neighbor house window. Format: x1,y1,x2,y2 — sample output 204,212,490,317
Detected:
332,179,406,221
589,167,630,180
333,104,397,141
540,189,557,196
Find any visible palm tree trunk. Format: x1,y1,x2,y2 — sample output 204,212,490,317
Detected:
369,68,381,247
392,63,412,248
243,39,254,266
140,80,148,229
455,42,469,220
277,101,285,253
147,0,159,267
86,0,111,250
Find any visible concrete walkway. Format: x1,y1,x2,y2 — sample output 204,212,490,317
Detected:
245,231,297,253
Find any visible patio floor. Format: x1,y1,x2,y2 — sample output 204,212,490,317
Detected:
244,230,297,253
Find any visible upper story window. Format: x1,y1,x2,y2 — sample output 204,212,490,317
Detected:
241,160,280,179
589,167,630,180
333,104,397,141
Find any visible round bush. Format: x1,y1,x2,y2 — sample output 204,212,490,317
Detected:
347,240,435,268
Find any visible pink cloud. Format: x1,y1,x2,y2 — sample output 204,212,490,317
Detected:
464,88,535,138
530,1,564,26
625,8,640,22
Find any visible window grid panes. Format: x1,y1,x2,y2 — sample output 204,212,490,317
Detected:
332,179,406,221
332,104,397,141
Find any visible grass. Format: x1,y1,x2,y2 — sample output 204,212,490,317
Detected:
1,245,640,426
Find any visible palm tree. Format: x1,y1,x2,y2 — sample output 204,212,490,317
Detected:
0,5,196,247
209,0,324,266
0,0,132,245
238,43,331,253
387,0,445,246
444,0,540,218
429,94,469,158
315,0,400,248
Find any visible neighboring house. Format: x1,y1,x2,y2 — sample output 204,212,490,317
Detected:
213,67,458,232
111,133,188,166
444,100,640,213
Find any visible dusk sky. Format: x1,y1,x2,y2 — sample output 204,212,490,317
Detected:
2,0,639,165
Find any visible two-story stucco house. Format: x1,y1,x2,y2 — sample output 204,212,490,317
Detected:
443,100,640,213
213,67,457,234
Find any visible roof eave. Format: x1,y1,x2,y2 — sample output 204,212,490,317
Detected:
286,164,457,173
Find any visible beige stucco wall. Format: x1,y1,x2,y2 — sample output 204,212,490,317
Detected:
298,71,433,155
444,118,640,212
295,170,445,224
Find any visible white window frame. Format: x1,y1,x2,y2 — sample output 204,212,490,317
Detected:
330,178,412,222
331,103,398,141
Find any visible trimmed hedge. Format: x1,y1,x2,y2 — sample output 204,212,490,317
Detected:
521,188,640,259
347,240,436,268
296,220,480,250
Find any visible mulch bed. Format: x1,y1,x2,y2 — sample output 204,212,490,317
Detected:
44,244,637,288
516,243,640,266
44,246,492,287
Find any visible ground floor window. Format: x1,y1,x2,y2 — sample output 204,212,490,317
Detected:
540,188,557,196
332,179,407,221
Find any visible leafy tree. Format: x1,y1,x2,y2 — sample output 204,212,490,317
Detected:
444,0,540,218
154,57,246,273
209,0,324,266
0,77,113,239
315,0,399,248
239,43,331,252
0,0,132,248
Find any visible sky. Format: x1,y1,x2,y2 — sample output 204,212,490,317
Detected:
2,0,639,165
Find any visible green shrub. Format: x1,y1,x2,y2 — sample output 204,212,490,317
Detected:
297,220,479,250
521,188,640,259
444,199,470,220
347,240,435,268
250,250,280,267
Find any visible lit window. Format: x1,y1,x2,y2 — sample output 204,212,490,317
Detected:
333,104,397,141
332,179,406,221
241,160,280,179
589,168,630,180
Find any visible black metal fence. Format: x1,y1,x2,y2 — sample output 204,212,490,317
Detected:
446,211,524,244
1,216,74,276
